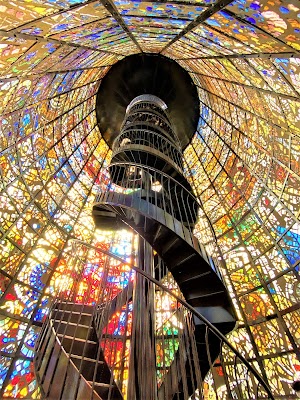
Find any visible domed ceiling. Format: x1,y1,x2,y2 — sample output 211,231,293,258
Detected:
0,0,299,397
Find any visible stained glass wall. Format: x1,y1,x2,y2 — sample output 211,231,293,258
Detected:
0,0,299,398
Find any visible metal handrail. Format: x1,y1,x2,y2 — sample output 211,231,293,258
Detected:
113,129,182,157
106,162,199,209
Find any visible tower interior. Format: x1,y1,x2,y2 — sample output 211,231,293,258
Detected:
0,0,299,398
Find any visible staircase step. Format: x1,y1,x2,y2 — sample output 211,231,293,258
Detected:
89,382,115,388
153,223,170,242
143,218,158,238
180,277,224,296
161,237,180,255
57,333,97,345
70,354,105,364
88,381,123,400
63,342,99,361
53,320,92,329
165,249,197,269
185,290,227,308
53,301,94,314
173,269,212,285
93,206,125,231
57,334,97,345
51,310,93,325
72,358,111,382
152,223,163,243
53,320,93,340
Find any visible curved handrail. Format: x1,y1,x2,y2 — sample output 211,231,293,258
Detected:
70,239,275,399
111,144,184,177
119,119,175,144
126,94,168,112
124,106,171,130
113,129,182,158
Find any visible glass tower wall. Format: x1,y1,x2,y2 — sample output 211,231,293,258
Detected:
0,0,299,397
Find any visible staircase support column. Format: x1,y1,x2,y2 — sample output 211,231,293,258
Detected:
127,237,157,400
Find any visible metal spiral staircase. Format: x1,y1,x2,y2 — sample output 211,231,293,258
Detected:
34,95,274,399
93,94,237,343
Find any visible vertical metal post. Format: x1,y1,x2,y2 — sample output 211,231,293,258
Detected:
127,236,157,400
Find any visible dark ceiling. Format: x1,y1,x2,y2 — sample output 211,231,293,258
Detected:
96,53,200,149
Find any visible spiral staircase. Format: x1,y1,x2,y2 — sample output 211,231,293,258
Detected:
34,95,274,399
